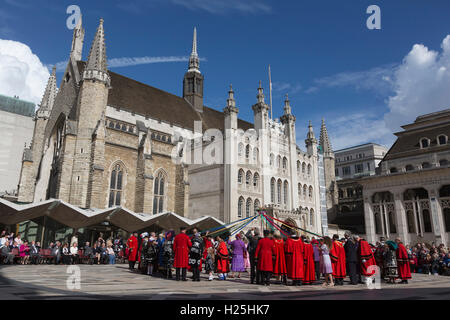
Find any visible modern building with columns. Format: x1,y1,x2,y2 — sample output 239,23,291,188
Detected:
360,109,450,246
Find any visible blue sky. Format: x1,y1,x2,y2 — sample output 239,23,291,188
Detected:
1,0,450,150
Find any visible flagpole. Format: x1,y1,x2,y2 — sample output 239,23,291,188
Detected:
269,64,272,120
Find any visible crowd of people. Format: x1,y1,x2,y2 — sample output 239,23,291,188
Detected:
123,226,450,285
0,230,126,265
2,227,449,287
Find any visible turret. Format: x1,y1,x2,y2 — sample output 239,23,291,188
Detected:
224,84,239,130
70,14,85,61
305,120,318,156
252,81,269,131
183,27,204,113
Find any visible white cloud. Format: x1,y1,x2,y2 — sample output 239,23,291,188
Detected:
50,55,205,72
0,39,49,105
313,64,396,96
324,113,394,150
272,81,302,95
384,35,450,131
302,35,450,150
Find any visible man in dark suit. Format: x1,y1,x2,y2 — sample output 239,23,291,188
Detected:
52,241,61,265
344,234,360,285
30,241,40,264
1,240,14,264
246,227,262,284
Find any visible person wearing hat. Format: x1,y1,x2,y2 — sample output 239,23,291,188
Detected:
330,234,346,286
189,232,204,281
357,236,377,283
216,234,230,280
173,226,192,281
126,232,139,271
395,237,411,284
255,230,275,286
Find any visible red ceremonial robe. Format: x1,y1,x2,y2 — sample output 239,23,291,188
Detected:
272,239,287,275
255,237,275,272
330,240,346,279
173,233,192,268
396,243,412,280
358,239,376,276
216,241,230,273
284,237,304,280
303,243,316,284
126,235,139,262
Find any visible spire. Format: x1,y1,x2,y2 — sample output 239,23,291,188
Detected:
319,118,333,154
283,93,291,115
188,27,200,73
224,84,238,118
306,120,316,140
37,66,57,116
257,81,265,103
70,13,84,61
83,18,110,85
227,84,236,108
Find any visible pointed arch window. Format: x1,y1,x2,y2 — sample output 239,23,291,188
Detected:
282,157,288,169
153,171,166,214
238,169,244,184
254,199,260,215
277,179,282,204
253,173,260,189
238,197,244,218
270,178,275,203
246,171,252,186
310,209,314,226
245,144,250,159
109,164,124,207
302,162,306,173
283,181,289,205
246,198,252,218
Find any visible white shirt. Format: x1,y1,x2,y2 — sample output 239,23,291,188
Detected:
0,237,6,246
70,247,78,255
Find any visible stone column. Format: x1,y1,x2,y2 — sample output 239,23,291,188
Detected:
364,194,376,244
428,187,447,246
394,192,409,244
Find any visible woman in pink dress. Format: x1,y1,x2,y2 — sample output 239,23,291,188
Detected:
19,241,30,264
243,236,250,271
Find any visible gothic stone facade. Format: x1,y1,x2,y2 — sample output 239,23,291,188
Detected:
17,19,337,233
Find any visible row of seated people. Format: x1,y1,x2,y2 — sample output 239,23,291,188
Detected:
0,240,127,265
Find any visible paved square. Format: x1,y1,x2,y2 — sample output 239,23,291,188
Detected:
0,264,449,300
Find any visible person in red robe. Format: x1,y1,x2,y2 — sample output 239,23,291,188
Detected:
284,233,304,286
202,232,213,274
272,232,287,285
356,236,377,280
395,238,412,284
173,226,192,281
302,237,316,285
255,230,275,286
330,234,346,285
216,235,230,280
126,232,139,270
